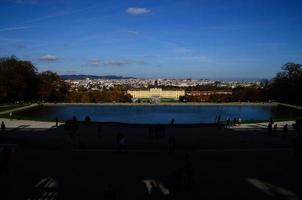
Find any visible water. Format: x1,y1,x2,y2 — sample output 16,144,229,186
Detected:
14,105,302,124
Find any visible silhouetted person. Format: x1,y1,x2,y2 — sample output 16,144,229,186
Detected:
238,117,242,125
273,124,278,133
72,116,77,123
171,119,175,125
55,117,59,127
217,115,221,124
226,118,230,127
269,117,273,124
117,133,127,152
85,116,91,124
233,118,237,126
1,121,5,132
169,135,176,153
120,134,127,152
268,122,273,135
283,124,288,135
117,133,122,151
104,184,116,200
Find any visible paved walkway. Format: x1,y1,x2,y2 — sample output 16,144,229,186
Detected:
0,118,62,129
0,117,296,132
230,121,295,131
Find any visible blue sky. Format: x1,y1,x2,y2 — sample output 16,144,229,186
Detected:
1,0,302,79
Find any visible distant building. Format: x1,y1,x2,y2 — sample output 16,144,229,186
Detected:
185,90,232,102
127,88,185,100
186,90,232,96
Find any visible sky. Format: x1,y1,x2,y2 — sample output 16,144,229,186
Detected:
1,0,302,79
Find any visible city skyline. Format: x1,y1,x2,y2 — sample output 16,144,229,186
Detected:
1,0,302,79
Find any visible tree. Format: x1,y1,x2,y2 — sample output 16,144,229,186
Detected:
267,62,302,104
0,56,39,102
38,71,69,102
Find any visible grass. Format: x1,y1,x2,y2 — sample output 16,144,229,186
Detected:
0,114,63,122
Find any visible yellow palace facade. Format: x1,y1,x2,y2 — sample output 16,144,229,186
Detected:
127,88,185,100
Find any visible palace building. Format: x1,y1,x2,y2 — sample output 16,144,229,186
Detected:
127,88,185,100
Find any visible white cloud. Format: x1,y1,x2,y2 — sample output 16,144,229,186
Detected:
0,26,32,32
8,0,38,4
39,54,58,61
126,7,151,15
257,42,288,47
88,59,100,65
105,59,146,66
175,47,192,54
16,43,27,48
27,5,95,23
127,31,140,35
106,59,131,66
180,55,210,63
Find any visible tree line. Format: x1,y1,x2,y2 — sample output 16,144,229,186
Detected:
0,56,68,103
0,56,131,103
1,56,302,104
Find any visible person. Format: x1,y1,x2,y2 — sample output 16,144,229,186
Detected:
85,116,91,124
9,112,12,120
171,118,175,125
268,122,273,135
117,133,126,152
238,117,242,126
217,115,221,124
283,124,288,135
233,118,237,126
1,121,6,132
120,134,127,152
55,117,59,127
72,116,77,123
226,118,230,127
273,124,278,133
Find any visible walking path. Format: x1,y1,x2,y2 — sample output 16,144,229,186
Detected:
277,102,302,110
0,103,38,115
0,118,62,129
230,121,295,131
0,117,295,131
